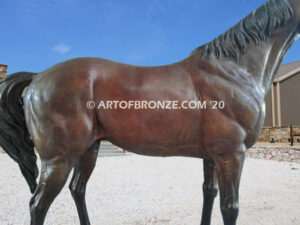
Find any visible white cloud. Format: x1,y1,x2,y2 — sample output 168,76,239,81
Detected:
53,43,71,54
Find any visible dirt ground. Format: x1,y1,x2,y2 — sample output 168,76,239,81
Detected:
0,153,299,225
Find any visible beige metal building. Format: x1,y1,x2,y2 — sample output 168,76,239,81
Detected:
264,61,300,127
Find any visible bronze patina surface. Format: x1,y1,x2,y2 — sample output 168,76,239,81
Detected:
0,0,299,224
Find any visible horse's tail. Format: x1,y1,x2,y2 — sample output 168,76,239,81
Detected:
0,72,38,193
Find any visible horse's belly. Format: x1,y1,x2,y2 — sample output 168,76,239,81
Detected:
96,109,206,157
117,142,205,158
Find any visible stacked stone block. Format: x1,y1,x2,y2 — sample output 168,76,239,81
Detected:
259,127,300,143
246,146,300,163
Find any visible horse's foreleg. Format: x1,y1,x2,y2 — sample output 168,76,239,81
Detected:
29,159,73,225
200,159,218,225
69,141,100,225
214,145,245,225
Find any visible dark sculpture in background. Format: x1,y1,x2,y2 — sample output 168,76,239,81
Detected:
0,0,299,224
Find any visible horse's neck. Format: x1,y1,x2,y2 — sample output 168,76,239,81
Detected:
238,25,299,96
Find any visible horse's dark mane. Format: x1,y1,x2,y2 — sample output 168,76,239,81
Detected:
193,0,294,60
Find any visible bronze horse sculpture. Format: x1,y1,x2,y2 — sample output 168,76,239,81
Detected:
0,0,299,224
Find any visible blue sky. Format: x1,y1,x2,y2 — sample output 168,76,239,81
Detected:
1,0,299,74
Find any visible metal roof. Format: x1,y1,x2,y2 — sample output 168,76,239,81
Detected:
275,61,300,82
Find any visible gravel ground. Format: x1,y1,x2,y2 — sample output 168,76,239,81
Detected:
0,154,299,225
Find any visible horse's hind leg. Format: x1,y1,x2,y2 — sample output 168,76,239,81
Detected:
29,158,73,225
214,145,245,225
200,159,218,225
69,141,100,225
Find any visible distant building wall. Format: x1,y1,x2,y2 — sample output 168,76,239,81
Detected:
263,72,300,128
264,90,273,127
0,64,7,78
280,72,300,126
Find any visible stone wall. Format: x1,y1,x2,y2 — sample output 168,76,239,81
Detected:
246,146,300,163
0,64,7,79
259,126,300,143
